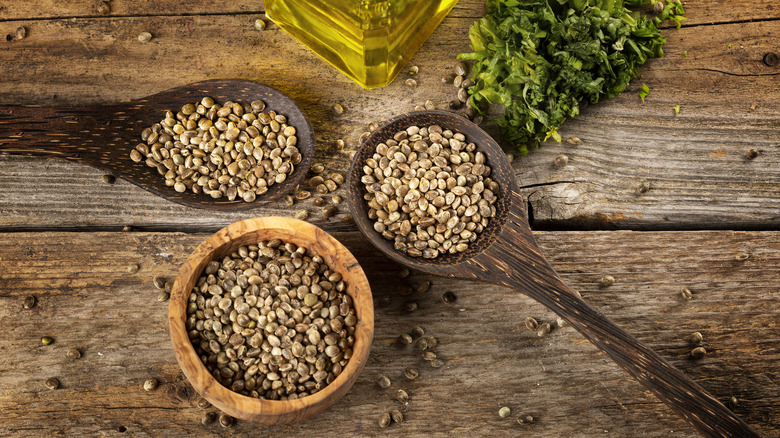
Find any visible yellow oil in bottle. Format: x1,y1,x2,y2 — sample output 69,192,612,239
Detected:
266,0,459,89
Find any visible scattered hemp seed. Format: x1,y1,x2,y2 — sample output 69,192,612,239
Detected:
335,139,345,151
379,412,392,428
524,317,539,331
97,2,110,14
430,358,445,368
681,287,693,300
691,346,707,359
403,301,418,312
126,263,140,274
426,336,438,349
537,323,551,337
408,65,419,76
196,398,211,409
331,103,345,116
143,379,158,391
517,415,534,425
411,326,425,338
44,377,60,390
498,407,511,418
449,100,463,110
157,291,170,302
153,276,167,290
599,275,615,288
454,61,468,76
164,281,173,293
399,333,413,345
414,281,431,294
566,136,582,145
424,100,436,110
506,153,515,163
414,338,428,351
137,32,152,43
201,412,216,425
15,26,27,40
331,195,342,205
23,295,36,309
41,336,55,346
405,78,418,89
399,268,411,279
311,163,325,174
422,351,437,361
390,409,404,423
414,105,426,111
554,154,569,167
66,348,82,359
453,75,464,88
322,205,337,218
404,367,419,380
294,210,309,221
745,149,759,159
442,74,456,84
218,414,234,428
735,252,750,261
397,389,409,403
690,332,703,345
653,1,665,14
378,376,391,389
556,316,568,328
729,396,739,409
313,197,326,207
295,190,312,201
284,195,295,207
635,181,651,195
442,291,457,304
398,285,413,296
254,19,266,31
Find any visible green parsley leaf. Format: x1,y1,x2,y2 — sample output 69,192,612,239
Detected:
459,0,685,154
673,104,681,115
639,83,650,103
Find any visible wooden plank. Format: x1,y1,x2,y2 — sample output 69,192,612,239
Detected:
0,13,778,230
0,230,777,436
0,0,777,24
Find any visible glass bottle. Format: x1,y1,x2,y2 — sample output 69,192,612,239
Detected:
266,0,459,89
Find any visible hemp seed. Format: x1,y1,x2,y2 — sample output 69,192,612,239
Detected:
690,332,703,345
691,346,707,359
498,406,511,418
41,336,54,346
599,275,615,287
397,389,409,403
390,409,404,423
23,295,36,309
218,414,234,428
201,412,216,425
66,348,82,360
524,317,539,331
537,323,551,337
379,412,391,428
378,375,391,388
137,32,152,43
404,367,419,380
44,377,60,390
143,379,158,391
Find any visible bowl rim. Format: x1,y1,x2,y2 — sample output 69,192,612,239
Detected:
168,217,374,423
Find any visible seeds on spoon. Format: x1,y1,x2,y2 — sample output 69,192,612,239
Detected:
360,124,499,259
131,97,301,203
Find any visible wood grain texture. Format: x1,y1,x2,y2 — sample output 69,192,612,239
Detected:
0,3,777,230
168,217,374,424
0,0,776,24
0,230,777,436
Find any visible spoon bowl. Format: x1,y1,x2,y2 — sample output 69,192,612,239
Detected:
0,79,314,210
347,111,759,437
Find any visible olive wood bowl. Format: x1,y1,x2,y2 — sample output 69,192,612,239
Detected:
168,217,374,424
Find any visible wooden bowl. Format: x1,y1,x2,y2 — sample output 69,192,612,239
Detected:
168,217,374,424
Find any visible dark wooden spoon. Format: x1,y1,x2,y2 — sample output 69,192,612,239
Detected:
0,79,314,210
346,111,759,438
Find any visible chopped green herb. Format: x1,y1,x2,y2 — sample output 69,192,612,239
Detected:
683,51,688,57
639,84,650,102
459,0,685,154
673,105,681,114
728,44,732,49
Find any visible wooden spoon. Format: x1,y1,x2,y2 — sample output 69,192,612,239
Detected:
346,111,760,437
0,79,314,210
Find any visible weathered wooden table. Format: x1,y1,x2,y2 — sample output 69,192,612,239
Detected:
1,1,778,436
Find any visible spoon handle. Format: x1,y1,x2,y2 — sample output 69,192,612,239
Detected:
481,216,759,437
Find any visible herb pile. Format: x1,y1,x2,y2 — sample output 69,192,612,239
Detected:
459,0,685,154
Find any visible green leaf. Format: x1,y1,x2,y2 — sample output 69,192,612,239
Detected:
639,83,650,102
673,104,681,114
459,0,684,152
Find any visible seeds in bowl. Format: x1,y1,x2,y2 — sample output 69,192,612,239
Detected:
360,124,499,259
130,97,302,203
185,239,357,401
